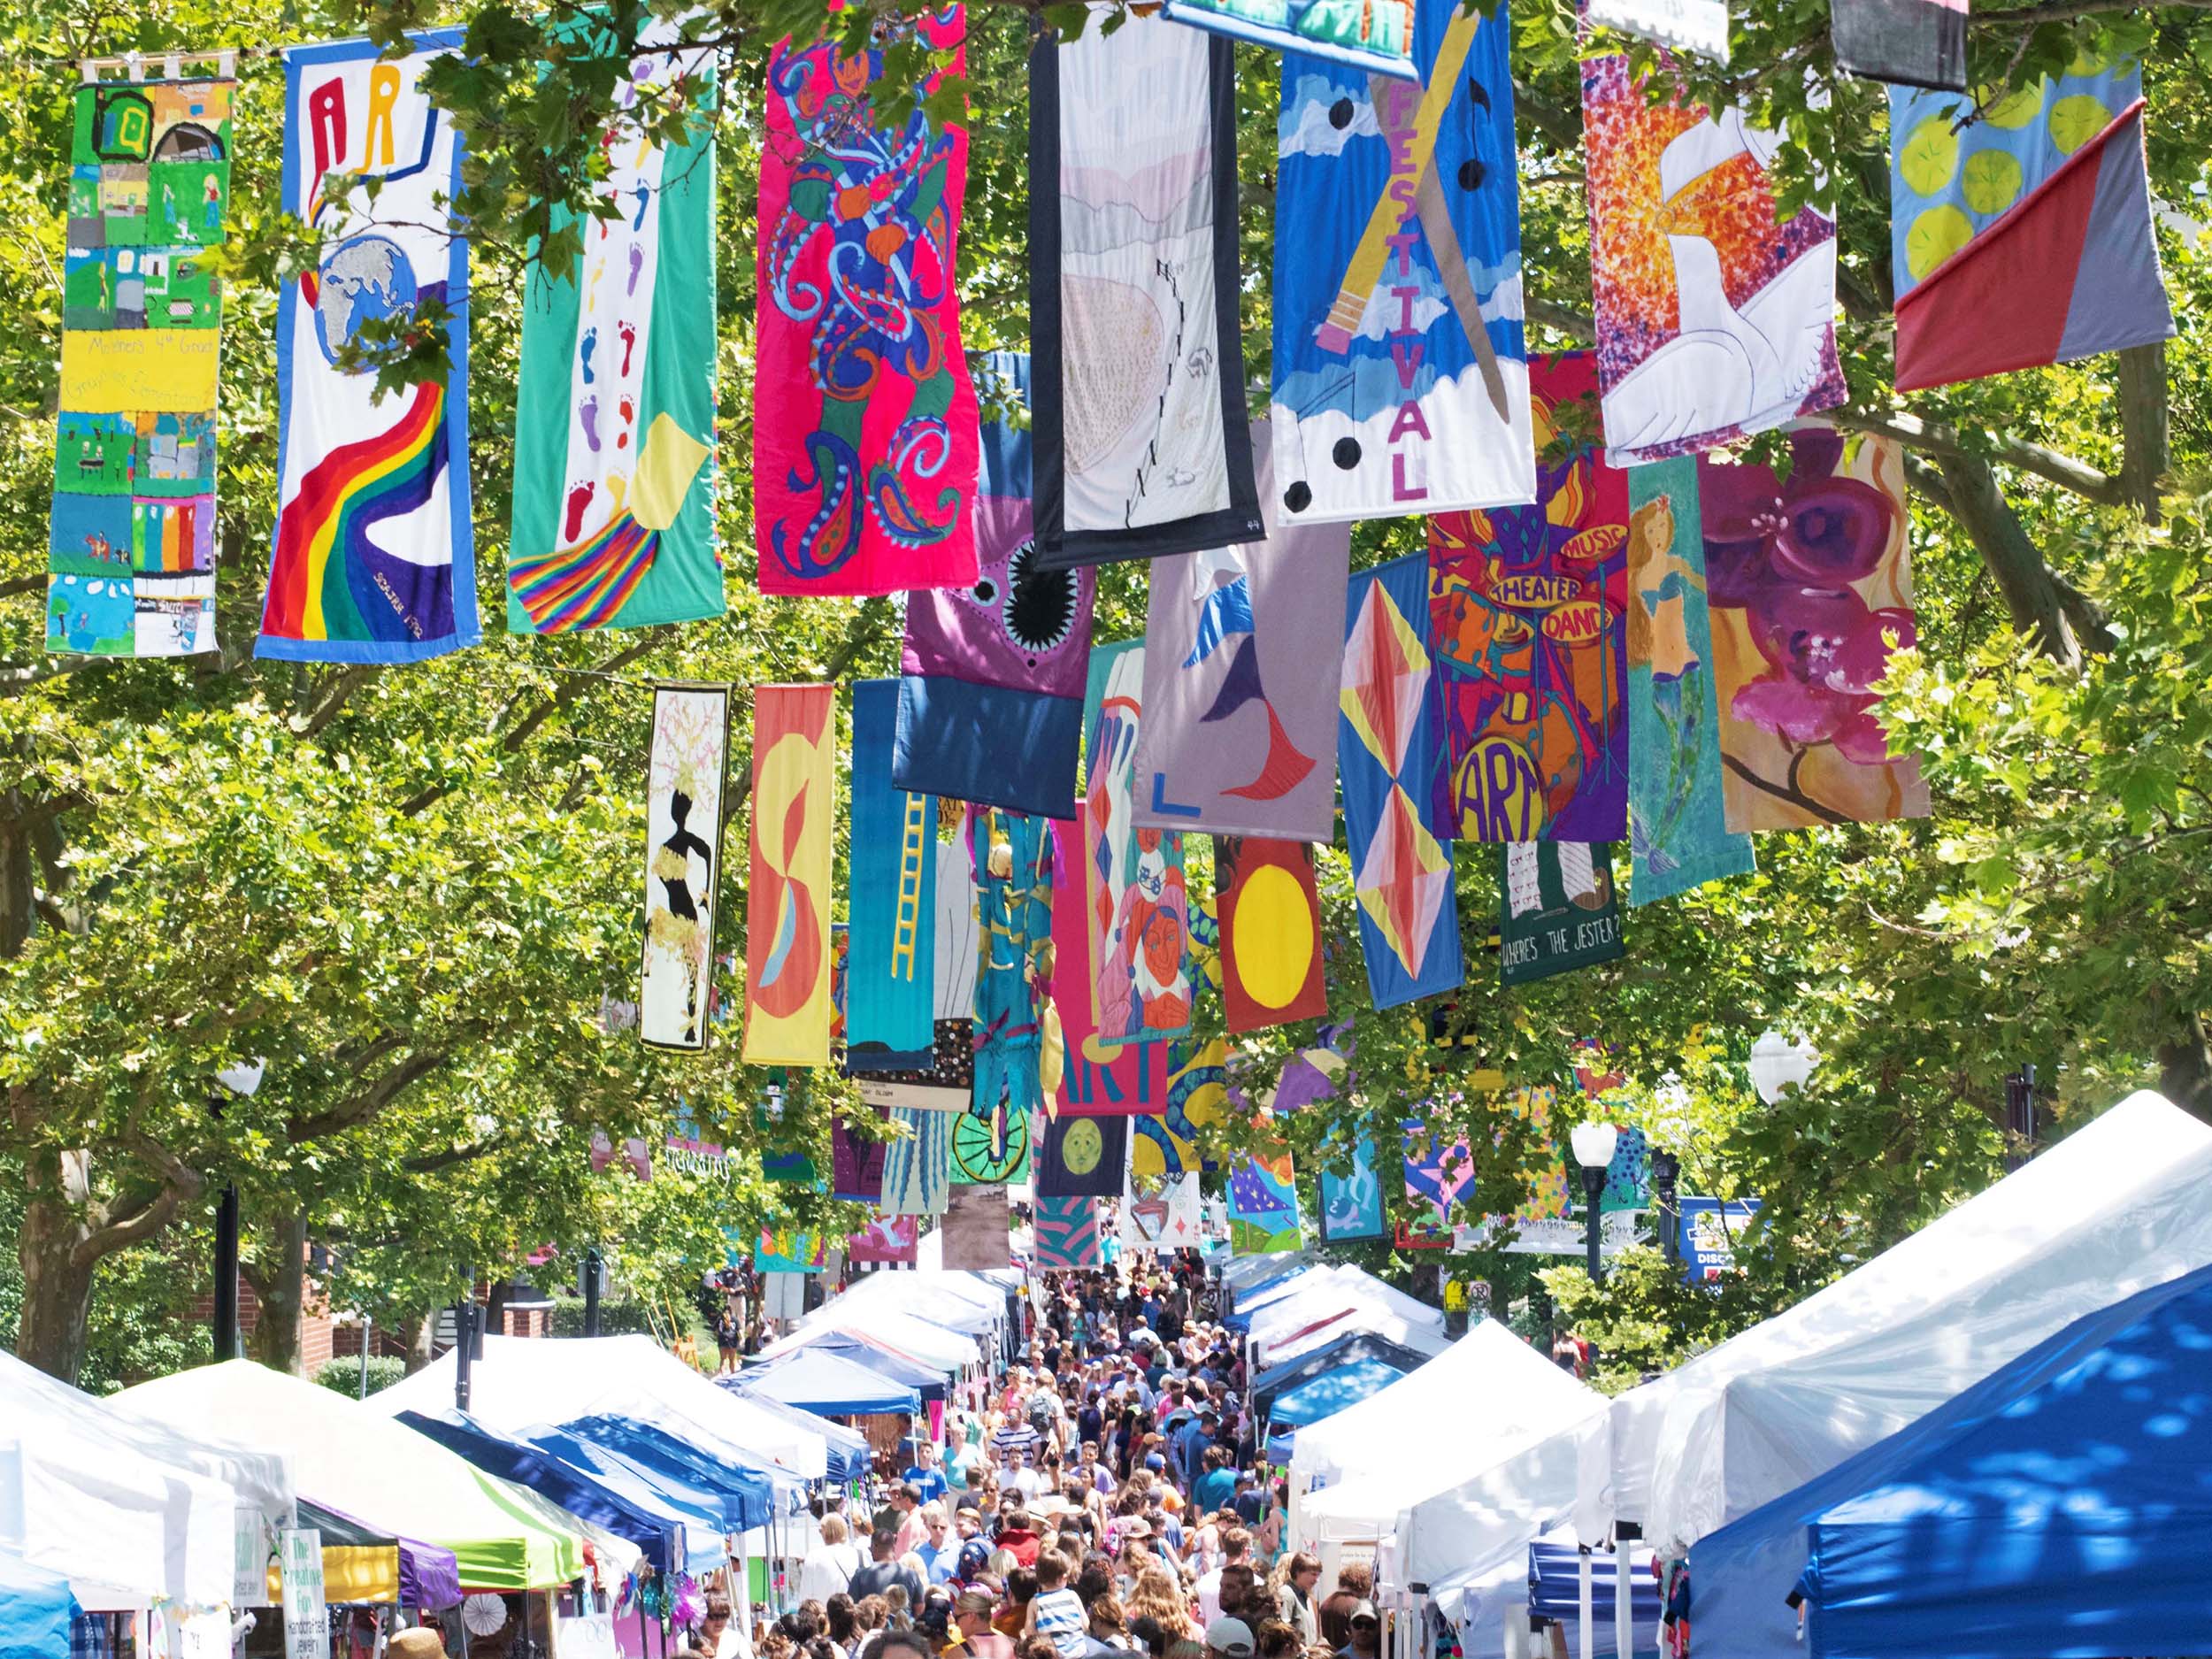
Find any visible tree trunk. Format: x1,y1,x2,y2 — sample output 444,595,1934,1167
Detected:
2159,1014,2212,1125
2117,341,2170,525
1931,452,2115,666
15,1163,99,1383
242,1208,309,1375
405,1312,436,1373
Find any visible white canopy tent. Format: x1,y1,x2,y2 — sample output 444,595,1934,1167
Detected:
1220,1252,1309,1301
1250,1288,1445,1369
807,1268,1005,1339
1258,1308,1455,1373
760,1307,982,1377
369,1335,829,1480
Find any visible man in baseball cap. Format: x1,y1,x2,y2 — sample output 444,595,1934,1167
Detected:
1205,1618,1255,1659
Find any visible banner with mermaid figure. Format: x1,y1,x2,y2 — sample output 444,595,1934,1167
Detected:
640,684,730,1050
260,34,478,662
755,7,979,597
508,23,722,633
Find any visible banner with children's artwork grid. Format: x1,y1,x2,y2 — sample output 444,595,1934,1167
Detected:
50,73,234,656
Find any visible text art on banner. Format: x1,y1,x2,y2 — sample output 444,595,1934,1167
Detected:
1215,837,1327,1033
1032,1195,1103,1271
640,684,730,1050
896,351,1097,819
755,8,979,597
1319,1137,1386,1241
1051,808,1170,1118
50,73,233,657
1340,554,1463,1010
1160,0,1416,82
1271,0,1533,525
1624,457,1754,903
846,1214,918,1266
1702,430,1928,831
847,680,938,1065
1084,642,1194,1044
1582,54,1843,468
742,685,836,1065
262,35,478,663
851,1020,974,1111
1428,352,1629,844
1227,1141,1302,1256
941,1182,1010,1269
510,30,722,634
1889,62,2171,393
1133,423,1349,840
1499,841,1624,986
1037,1112,1128,1201
879,1104,951,1216
1120,1168,1202,1249
1030,18,1259,568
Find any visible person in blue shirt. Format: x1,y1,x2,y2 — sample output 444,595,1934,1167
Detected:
913,1503,960,1584
1194,1445,1237,1517
903,1439,950,1505
1171,1406,1217,1490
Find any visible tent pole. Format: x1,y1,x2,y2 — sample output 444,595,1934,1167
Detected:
1613,1532,1635,1659
1578,1547,1593,1659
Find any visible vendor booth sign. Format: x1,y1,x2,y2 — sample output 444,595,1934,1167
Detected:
1461,1209,1643,1255
280,1527,326,1659
1679,1197,1760,1281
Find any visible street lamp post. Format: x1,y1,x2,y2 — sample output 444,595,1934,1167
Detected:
211,1059,265,1363
1651,1149,1682,1266
1748,1032,1817,1105
1569,1121,1619,1286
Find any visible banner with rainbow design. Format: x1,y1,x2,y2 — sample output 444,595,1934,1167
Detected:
258,33,478,663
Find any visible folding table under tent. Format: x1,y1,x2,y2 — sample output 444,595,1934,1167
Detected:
731,1348,922,1418
1689,1260,2212,1659
1427,1529,1661,1659
1266,1357,1407,1432
0,1554,79,1659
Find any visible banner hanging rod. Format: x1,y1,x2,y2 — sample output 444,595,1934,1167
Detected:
78,49,240,82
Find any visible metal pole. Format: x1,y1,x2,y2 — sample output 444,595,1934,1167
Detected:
2004,1067,2038,1172
1650,1153,1680,1267
212,1179,240,1361
1578,1547,1594,1659
1581,1166,1606,1286
584,1247,603,1338
455,1271,475,1413
1613,1529,1637,1659
359,1315,373,1400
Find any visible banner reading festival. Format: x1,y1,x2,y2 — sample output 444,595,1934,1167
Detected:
508,27,724,634
261,35,479,663
50,70,232,657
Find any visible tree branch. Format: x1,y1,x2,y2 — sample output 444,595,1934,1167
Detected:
2117,341,2170,525
0,659,105,698
287,1048,456,1143
1931,450,2115,666
400,1136,508,1174
72,1137,205,1270
293,665,384,738
1830,405,2125,508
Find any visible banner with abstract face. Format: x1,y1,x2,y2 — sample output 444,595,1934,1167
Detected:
742,685,835,1064
1053,810,1171,1117
1429,354,1630,844
1161,0,1417,81
509,29,721,633
1340,555,1463,1010
1625,457,1755,903
847,680,938,1065
641,685,730,1050
1033,1195,1103,1271
1215,837,1327,1033
756,8,979,596
262,35,478,663
1318,1138,1386,1241
969,808,1053,1161
941,1181,1011,1268
1133,426,1349,840
898,353,1096,818
1271,0,1533,525
1582,54,1844,468
1029,19,1261,567
847,1214,919,1265
1120,1169,1202,1249
1084,642,1195,1045
1701,430,1928,830
880,1103,952,1216
1037,1110,1131,1201
1227,1141,1302,1255
1499,841,1624,986
50,73,232,657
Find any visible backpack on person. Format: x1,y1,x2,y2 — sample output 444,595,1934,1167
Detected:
1026,1391,1055,1438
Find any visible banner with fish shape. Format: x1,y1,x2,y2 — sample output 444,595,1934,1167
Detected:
1318,1136,1386,1241
261,35,478,662
742,685,836,1064
640,684,730,1050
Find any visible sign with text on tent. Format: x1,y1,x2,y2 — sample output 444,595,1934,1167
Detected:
279,1528,326,1659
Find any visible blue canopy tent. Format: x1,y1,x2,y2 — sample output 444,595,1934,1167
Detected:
1527,1540,1662,1633
731,1392,872,1483
1264,1431,1298,1466
801,1332,951,1404
557,1415,788,1526
733,1348,922,1418
1691,1261,2212,1659
0,1553,79,1659
527,1419,764,1545
1267,1357,1406,1430
397,1409,703,1576
1253,1333,1440,1413
1225,1266,1321,1330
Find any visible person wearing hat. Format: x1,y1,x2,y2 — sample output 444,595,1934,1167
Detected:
388,1629,447,1659
1204,1618,1255,1659
1335,1604,1380,1659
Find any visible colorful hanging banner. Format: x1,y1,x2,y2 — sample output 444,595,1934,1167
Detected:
1052,809,1171,1117
1429,352,1630,844
846,1214,919,1266
1161,0,1416,81
848,680,939,1066
831,1109,888,1202
1702,430,1929,830
1271,0,1533,525
970,808,1054,1133
50,72,232,657
1318,1137,1386,1241
1584,0,1731,63
1083,641,1195,1044
1029,17,1260,567
1133,425,1349,839
1582,54,1844,468
1624,457,1754,903
1890,63,2172,392
952,1103,1031,1186
1499,841,1624,986
941,1182,1011,1268
509,31,721,634
1120,1168,1202,1249
1402,1119,1476,1227
880,1103,952,1216
853,1020,975,1111
640,684,730,1050
897,352,1096,818
1340,554,1463,1010
1226,1141,1303,1256
1215,837,1328,1033
261,35,478,663
755,8,979,596
742,684,835,1064
757,1226,826,1272
1036,1111,1128,1200
1832,0,1963,90
1033,1195,1103,1271
934,826,979,1020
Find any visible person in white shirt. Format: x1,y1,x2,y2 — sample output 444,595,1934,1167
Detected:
1195,1526,1252,1628
796,1511,866,1606
1008,1447,1047,1502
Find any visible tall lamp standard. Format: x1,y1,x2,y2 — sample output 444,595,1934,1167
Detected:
1748,1031,1817,1105
211,1059,265,1362
1569,1120,1619,1286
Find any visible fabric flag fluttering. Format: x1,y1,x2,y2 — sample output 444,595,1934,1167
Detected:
1160,0,1417,82
1582,54,1844,467
879,1104,952,1216
640,684,731,1050
1889,61,2172,393
1624,457,1754,903
1120,1168,1202,1248
1271,0,1534,524
1036,1112,1128,1201
50,70,233,657
261,35,478,662
1701,430,1928,830
941,1182,1010,1268
1084,642,1195,1045
1029,17,1261,567
1133,424,1350,841
1319,1137,1386,1241
754,9,979,596
1429,352,1630,844
852,1021,975,1113
1032,1195,1104,1271
1051,809,1171,1118
830,1110,887,1202
742,685,836,1065
897,353,1097,819
1832,0,1964,91
509,29,722,634
1340,554,1463,1010
847,680,939,1068
1227,1141,1303,1255
1215,837,1328,1033
1499,841,1624,986
969,807,1054,1150
846,1215,919,1266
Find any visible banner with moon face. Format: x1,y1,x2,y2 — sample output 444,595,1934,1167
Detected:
1036,1112,1126,1198
742,684,834,1065
640,683,730,1050
1215,837,1327,1033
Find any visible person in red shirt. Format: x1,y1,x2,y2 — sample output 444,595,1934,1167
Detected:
995,1505,1043,1570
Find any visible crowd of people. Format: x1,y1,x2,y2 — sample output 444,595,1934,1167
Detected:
721,1263,1386,1659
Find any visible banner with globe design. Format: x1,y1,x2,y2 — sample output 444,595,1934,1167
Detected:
260,34,479,663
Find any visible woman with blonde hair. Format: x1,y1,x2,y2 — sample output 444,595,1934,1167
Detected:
1125,1564,1195,1646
